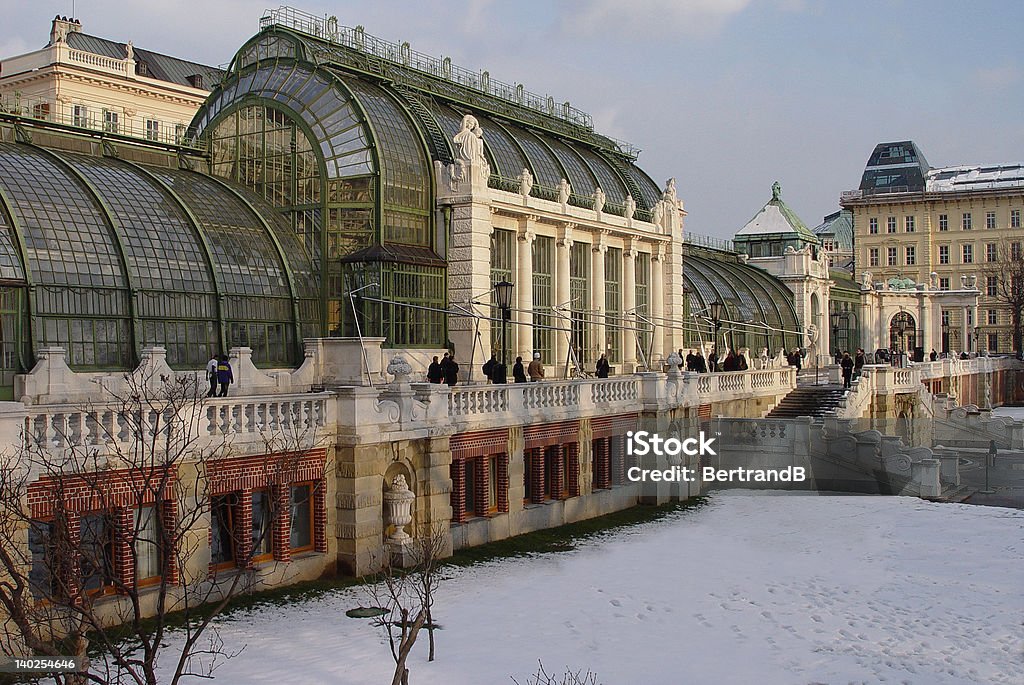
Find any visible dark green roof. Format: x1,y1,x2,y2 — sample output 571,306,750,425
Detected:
813,209,853,250
66,31,224,89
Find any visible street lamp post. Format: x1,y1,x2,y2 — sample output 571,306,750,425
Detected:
894,311,908,367
710,301,725,371
493,280,514,382
941,320,949,357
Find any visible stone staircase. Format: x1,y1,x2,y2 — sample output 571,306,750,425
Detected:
766,385,847,419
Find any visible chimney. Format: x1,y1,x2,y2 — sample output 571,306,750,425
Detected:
50,16,82,45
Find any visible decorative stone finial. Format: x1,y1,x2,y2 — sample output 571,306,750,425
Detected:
386,355,413,383
519,168,533,196
771,180,781,201
557,178,571,208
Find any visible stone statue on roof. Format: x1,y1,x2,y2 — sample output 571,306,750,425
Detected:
593,186,605,216
519,168,533,196
453,114,486,166
663,177,678,206
771,180,781,201
557,178,571,206
624,195,636,222
126,41,134,60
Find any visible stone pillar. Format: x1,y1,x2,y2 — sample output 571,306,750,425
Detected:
591,234,608,365
555,223,574,376
516,221,535,360
435,139,492,372
336,441,388,576
651,244,666,361
622,241,638,370
917,297,929,357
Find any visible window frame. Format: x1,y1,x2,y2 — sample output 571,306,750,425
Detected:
250,488,273,564
210,493,240,571
134,504,163,588
289,482,315,554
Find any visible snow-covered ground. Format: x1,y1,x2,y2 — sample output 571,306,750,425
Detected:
158,493,1023,684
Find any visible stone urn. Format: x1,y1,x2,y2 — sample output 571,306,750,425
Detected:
386,355,412,385
383,474,415,544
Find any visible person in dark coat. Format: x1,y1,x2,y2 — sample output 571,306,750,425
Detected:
929,349,938,362
695,352,707,373
596,353,610,378
854,348,865,378
512,356,527,383
737,352,748,371
722,351,737,372
708,349,718,372
841,351,854,389
216,354,233,397
427,356,443,383
441,354,459,386
482,354,497,383
205,354,219,397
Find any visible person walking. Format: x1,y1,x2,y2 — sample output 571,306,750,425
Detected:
596,353,610,378
427,355,443,383
841,351,854,389
205,354,219,397
442,354,459,386
708,348,718,373
512,356,527,383
528,352,545,381
216,354,233,397
695,351,707,373
854,348,865,378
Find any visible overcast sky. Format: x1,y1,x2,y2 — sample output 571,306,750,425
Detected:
2,0,1022,238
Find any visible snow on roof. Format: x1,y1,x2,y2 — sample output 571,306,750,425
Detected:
926,164,1024,192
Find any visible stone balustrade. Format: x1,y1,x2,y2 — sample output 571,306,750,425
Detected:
22,392,334,455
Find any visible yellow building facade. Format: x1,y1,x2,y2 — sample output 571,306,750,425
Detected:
842,141,1024,354
0,16,220,146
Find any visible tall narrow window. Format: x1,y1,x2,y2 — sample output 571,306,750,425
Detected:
868,248,879,267
986,276,998,296
886,216,897,233
28,520,57,599
887,247,897,266
939,245,949,264
145,119,160,141
289,483,314,552
605,247,621,362
250,489,272,562
210,494,238,569
986,211,996,229
134,505,161,585
635,253,651,360
962,212,972,230
1011,209,1021,229
569,242,590,365
490,229,515,354
905,246,916,265
938,214,949,231
904,215,915,232
80,513,116,594
869,217,878,234
962,244,973,264
532,237,554,362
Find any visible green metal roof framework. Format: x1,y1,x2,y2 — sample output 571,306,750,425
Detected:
0,134,318,371
682,248,801,352
190,24,668,346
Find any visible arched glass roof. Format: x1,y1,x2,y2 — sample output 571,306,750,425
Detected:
683,250,801,351
0,142,318,370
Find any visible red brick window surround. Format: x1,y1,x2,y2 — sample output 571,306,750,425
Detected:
591,414,638,488
27,466,178,600
206,449,328,569
450,429,510,524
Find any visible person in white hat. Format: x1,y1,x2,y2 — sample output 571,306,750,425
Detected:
527,352,545,381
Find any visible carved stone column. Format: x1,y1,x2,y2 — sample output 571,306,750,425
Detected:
591,233,608,366
516,219,536,359
623,240,638,371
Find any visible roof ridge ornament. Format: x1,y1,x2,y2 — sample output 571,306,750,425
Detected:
772,180,781,201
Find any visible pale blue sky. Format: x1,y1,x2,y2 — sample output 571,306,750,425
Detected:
2,0,1021,238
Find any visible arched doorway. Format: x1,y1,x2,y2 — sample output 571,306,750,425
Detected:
889,311,917,354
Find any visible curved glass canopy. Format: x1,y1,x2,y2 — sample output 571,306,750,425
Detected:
0,141,318,370
683,250,801,353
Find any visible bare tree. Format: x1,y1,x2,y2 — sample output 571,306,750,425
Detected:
512,661,602,685
366,524,447,685
981,239,1024,356
0,361,327,684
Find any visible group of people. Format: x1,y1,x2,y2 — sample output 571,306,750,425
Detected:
677,348,749,373
205,354,233,397
426,353,461,386
837,348,867,389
